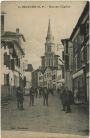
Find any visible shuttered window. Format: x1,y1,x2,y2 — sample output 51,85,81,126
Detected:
4,74,9,85
65,55,69,70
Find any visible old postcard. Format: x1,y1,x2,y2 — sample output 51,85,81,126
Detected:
1,1,89,138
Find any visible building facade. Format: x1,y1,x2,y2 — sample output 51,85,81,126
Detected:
1,22,26,99
24,64,33,90
32,69,39,89
70,2,89,103
38,69,44,88
61,39,73,91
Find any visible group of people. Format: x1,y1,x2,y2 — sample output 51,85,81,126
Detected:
16,86,50,110
29,87,49,106
16,85,74,113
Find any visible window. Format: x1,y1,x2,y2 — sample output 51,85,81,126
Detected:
52,75,56,80
4,53,10,67
11,59,15,70
4,52,7,65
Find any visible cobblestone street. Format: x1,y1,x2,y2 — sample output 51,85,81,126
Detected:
1,93,89,136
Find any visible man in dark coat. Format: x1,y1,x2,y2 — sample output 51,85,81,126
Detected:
65,87,73,113
19,91,24,110
16,87,21,109
29,87,35,106
16,87,24,110
60,86,67,111
35,88,38,98
43,87,49,106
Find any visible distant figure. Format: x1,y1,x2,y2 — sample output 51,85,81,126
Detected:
39,87,42,98
29,87,35,106
60,86,67,111
65,87,74,113
16,87,21,109
57,88,60,95
16,87,24,110
35,88,38,98
50,88,54,96
74,88,79,104
19,90,24,110
43,87,49,106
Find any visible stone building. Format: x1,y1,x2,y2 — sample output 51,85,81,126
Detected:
61,39,73,91
1,15,26,100
70,2,89,103
32,69,39,89
61,2,89,103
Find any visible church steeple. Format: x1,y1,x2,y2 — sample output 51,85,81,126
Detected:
46,19,54,42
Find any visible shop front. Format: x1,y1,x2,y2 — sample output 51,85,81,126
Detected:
73,69,86,104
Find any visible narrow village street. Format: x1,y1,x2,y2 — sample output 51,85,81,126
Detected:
1,93,89,136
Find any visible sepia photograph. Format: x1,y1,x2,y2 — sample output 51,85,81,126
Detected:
1,1,89,138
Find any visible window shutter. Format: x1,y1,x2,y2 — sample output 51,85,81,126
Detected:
23,76,26,87
11,59,14,70
4,74,6,85
65,55,69,70
4,74,9,85
4,53,7,65
6,55,10,68
7,74,9,85
62,51,64,60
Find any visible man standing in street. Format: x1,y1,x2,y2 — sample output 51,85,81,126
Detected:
65,87,73,113
19,90,24,110
43,87,49,106
29,87,35,106
16,87,21,109
60,86,67,111
16,87,24,110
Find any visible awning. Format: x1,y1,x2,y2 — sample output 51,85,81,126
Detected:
72,69,83,79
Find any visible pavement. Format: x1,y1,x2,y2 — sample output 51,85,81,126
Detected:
1,93,89,138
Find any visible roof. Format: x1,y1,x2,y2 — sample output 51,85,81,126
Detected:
2,31,26,42
41,66,58,74
70,2,89,40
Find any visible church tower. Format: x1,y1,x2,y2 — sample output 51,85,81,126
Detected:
45,19,55,67
41,19,59,68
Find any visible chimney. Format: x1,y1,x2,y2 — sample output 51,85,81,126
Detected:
16,28,19,34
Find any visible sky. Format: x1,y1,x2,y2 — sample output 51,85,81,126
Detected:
1,1,86,69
